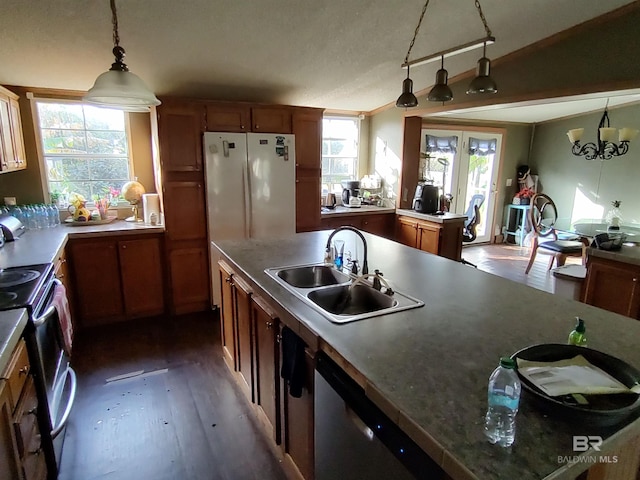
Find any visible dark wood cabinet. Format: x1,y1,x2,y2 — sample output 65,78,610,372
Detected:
320,213,395,239
68,234,165,327
395,215,464,261
163,181,207,242
218,260,237,370
282,345,315,480
252,106,292,133
233,275,254,402
168,246,210,315
157,103,205,172
583,256,640,319
119,237,165,318
252,295,280,443
293,109,323,232
205,103,251,132
0,339,46,480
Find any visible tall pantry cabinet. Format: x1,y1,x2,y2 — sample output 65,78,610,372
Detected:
156,99,323,313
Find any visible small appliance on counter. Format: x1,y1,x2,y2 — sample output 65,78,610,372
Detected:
412,182,440,214
341,180,361,206
0,213,26,241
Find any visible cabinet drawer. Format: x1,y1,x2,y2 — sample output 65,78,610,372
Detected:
2,339,29,411
13,376,39,459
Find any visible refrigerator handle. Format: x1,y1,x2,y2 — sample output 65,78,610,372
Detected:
244,156,252,238
223,140,230,157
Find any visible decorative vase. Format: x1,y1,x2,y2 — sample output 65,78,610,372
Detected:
605,201,622,230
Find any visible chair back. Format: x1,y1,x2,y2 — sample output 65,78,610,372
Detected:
463,204,481,243
529,193,558,237
464,194,485,229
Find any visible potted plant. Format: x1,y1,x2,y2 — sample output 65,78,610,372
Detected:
513,187,535,205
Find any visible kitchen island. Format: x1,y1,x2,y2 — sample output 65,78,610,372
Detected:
213,230,640,480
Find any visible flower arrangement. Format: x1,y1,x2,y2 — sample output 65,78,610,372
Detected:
515,187,535,199
108,186,122,207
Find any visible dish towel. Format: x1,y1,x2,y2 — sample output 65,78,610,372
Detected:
280,326,307,398
52,282,73,356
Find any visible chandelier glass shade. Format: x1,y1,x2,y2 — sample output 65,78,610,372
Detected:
84,0,160,111
567,108,639,161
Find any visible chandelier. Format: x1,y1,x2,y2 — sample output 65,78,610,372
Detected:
396,0,496,108
84,0,161,112
567,106,639,161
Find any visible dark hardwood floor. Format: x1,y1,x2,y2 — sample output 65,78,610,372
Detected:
59,312,287,480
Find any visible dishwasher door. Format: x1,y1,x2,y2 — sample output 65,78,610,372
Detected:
315,353,442,480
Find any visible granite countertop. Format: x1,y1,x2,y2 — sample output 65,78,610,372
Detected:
321,205,396,217
0,309,28,375
396,208,467,224
588,244,640,267
213,231,640,480
0,220,164,268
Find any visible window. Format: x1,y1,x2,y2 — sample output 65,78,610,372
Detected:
35,101,131,203
321,117,359,194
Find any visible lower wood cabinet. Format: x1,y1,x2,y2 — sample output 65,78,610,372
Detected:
0,339,46,480
68,234,165,328
320,213,395,239
168,245,210,315
583,255,640,319
395,215,463,261
217,258,313,478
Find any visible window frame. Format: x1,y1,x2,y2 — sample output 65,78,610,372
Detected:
33,98,135,207
321,115,360,194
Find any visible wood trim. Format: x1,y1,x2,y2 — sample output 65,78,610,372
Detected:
419,122,507,135
399,116,422,210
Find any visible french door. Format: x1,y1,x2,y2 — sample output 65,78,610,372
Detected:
420,129,502,243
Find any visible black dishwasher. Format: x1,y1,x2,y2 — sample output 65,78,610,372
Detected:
315,352,444,480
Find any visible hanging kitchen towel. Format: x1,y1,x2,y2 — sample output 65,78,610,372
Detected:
52,281,73,356
280,326,306,398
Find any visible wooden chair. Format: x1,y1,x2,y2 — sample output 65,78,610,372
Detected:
524,194,588,274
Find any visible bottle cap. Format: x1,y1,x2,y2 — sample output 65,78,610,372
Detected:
575,317,585,334
500,357,517,369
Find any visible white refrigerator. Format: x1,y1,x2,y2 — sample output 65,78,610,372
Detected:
204,131,296,307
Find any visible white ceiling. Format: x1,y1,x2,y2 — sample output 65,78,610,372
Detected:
0,0,634,112
428,89,640,124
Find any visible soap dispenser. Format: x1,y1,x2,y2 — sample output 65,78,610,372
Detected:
568,317,587,347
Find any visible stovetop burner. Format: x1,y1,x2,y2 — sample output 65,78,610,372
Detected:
0,268,41,288
0,264,53,312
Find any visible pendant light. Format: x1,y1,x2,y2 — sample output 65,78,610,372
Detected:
84,0,161,111
396,65,419,108
396,0,430,109
428,56,453,102
466,42,497,94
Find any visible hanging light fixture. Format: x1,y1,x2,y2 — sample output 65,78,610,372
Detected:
567,102,639,161
428,56,453,102
396,0,430,108
84,0,161,111
397,0,496,108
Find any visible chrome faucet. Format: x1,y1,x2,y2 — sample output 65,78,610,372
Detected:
325,226,368,276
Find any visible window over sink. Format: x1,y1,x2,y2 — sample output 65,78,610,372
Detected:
321,116,360,195
35,101,132,205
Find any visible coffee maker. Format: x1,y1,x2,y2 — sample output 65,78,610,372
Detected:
341,180,361,206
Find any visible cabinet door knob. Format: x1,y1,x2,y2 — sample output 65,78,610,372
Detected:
19,366,29,376
634,278,638,283
266,321,272,329
122,245,127,249
276,333,281,344
225,276,232,283
241,125,245,130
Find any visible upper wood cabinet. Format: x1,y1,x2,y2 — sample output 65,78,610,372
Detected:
251,106,292,133
293,109,323,232
157,103,205,172
0,86,26,173
205,104,251,132
162,181,207,242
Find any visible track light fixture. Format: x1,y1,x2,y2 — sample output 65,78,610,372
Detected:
396,0,497,108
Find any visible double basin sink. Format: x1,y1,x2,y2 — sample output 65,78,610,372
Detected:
265,264,424,324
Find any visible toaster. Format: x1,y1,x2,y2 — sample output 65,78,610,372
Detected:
0,213,26,241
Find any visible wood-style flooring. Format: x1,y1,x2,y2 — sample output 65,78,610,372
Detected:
462,242,582,296
58,312,287,480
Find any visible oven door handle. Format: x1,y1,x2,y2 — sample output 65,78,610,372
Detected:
33,278,62,327
51,366,77,439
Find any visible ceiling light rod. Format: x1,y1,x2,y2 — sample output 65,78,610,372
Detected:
402,36,495,69
567,102,639,161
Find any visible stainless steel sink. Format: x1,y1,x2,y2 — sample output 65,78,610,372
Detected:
265,263,424,324
276,264,351,288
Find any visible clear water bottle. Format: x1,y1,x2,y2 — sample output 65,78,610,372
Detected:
484,357,521,447
49,204,60,226
24,205,36,230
